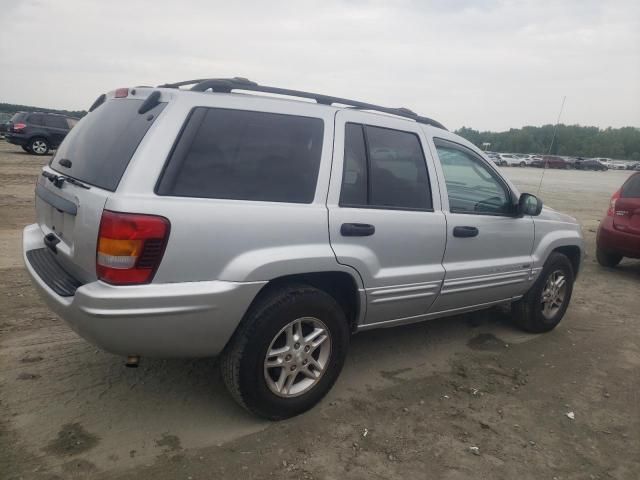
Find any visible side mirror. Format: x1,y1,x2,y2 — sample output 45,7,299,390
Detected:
518,193,543,216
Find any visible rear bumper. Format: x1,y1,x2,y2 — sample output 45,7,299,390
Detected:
6,133,27,146
597,217,640,258
23,224,266,357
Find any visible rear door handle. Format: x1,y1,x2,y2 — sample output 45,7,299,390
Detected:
453,226,479,238
341,223,375,237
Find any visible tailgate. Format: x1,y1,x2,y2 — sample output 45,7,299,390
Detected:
35,169,109,282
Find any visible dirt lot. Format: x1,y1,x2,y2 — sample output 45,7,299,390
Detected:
1,142,639,479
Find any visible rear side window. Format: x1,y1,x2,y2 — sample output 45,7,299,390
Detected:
44,115,69,129
28,114,44,125
339,123,432,210
157,108,324,204
621,174,640,198
51,99,166,191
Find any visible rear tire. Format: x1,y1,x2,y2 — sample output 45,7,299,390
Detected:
28,137,49,156
596,248,622,268
220,284,350,420
512,253,574,333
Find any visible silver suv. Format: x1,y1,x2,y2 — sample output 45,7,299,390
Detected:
23,78,584,419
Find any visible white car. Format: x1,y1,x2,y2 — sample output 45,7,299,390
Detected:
498,153,527,167
610,161,628,170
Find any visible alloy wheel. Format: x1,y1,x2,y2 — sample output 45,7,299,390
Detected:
264,317,331,398
31,140,47,154
540,270,567,320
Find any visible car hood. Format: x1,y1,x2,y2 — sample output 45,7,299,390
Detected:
537,206,579,225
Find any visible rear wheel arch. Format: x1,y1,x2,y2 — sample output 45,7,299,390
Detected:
246,271,361,333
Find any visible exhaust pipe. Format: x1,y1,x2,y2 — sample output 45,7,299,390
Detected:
125,355,140,368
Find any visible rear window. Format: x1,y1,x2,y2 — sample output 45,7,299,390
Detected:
51,98,166,191
156,108,324,203
621,174,640,198
10,113,27,122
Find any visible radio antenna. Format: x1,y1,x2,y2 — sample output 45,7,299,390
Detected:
537,95,566,195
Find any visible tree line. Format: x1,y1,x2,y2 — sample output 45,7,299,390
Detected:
455,124,640,161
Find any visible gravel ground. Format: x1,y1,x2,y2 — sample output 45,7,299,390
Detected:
0,142,638,479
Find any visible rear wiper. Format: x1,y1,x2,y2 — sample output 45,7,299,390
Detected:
42,171,90,190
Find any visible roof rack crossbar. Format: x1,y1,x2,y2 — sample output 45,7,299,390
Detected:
157,77,446,129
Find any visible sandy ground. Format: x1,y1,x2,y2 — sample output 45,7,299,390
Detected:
0,141,638,480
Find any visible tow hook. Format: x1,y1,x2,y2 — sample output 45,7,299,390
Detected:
125,355,140,368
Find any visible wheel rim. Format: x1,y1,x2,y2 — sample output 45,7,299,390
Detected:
264,317,331,398
540,270,567,320
32,140,47,154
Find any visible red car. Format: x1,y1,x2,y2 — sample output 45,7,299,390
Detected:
596,172,640,267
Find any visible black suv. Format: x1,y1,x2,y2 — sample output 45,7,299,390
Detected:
5,112,78,155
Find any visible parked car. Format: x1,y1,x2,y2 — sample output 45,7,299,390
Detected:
625,162,639,170
497,153,527,167
531,155,568,169
23,78,585,419
610,161,627,170
596,172,640,267
0,121,8,138
574,158,608,171
5,111,78,155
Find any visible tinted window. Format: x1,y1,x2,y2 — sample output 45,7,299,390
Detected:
28,114,44,125
435,141,512,215
340,124,368,206
340,123,432,210
10,113,27,122
621,174,640,198
51,99,166,191
44,115,69,129
366,126,431,209
157,108,324,203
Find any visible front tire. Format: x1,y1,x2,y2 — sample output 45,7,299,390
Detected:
221,284,350,420
28,137,49,155
512,253,574,333
596,248,622,268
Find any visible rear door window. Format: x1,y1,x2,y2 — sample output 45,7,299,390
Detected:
50,98,166,191
339,123,432,210
157,108,324,204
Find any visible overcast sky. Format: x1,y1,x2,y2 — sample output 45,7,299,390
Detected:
1,0,638,131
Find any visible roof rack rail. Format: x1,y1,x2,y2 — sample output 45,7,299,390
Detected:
157,77,446,130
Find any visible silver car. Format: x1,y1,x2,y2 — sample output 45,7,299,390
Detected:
23,78,584,419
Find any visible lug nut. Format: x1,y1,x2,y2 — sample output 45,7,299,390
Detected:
285,354,292,361
302,359,308,365
290,365,297,371
294,343,300,349
304,346,310,353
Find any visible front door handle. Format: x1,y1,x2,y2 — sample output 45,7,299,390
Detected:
341,223,375,237
453,226,479,238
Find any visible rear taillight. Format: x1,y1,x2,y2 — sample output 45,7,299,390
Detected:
96,210,170,285
12,123,26,132
606,189,621,217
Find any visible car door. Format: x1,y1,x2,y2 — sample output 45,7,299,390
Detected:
327,111,447,327
427,137,535,313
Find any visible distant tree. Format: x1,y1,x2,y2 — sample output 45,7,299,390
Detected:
455,124,640,160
